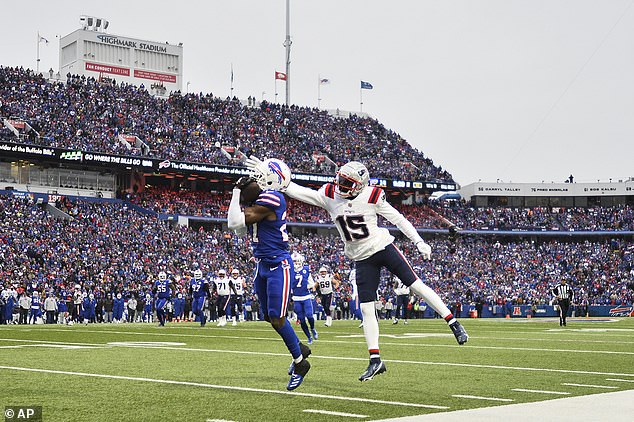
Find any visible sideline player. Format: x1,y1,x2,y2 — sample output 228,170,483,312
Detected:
228,269,246,325
214,269,235,327
392,277,411,325
153,271,173,327
227,159,311,390
248,158,468,381
190,268,213,326
314,266,339,327
291,252,318,344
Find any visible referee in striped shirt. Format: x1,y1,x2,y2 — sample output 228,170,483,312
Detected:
552,279,574,326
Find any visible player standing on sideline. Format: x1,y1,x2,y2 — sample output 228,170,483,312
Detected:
314,266,339,327
348,267,364,328
290,252,318,344
214,270,236,327
392,277,411,325
248,158,468,381
190,269,212,327
227,158,311,391
229,269,246,325
153,271,173,327
553,278,574,326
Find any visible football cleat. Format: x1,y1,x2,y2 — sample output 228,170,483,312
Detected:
392,319,398,325
307,337,313,345
311,329,318,340
359,360,386,381
287,359,310,391
449,321,469,345
288,342,312,375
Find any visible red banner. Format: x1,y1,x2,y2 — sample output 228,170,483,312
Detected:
8,119,25,129
275,71,287,81
133,69,177,83
85,62,130,77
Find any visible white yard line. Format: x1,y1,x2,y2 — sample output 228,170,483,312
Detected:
606,378,634,383
562,383,618,389
0,365,447,409
452,394,514,402
303,409,368,418
511,388,570,395
2,337,634,379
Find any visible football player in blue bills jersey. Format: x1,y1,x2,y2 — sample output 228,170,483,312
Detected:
190,269,213,327
290,252,318,344
153,271,173,327
228,161,311,391
248,157,469,382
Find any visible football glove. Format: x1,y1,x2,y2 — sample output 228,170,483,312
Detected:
244,155,263,173
235,176,255,190
416,241,432,260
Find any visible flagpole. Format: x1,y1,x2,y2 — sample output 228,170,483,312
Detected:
36,31,40,74
360,87,363,112
275,79,278,103
284,0,292,105
317,74,321,108
230,63,234,98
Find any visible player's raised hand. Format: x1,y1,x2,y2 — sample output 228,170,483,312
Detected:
416,241,432,260
244,155,263,172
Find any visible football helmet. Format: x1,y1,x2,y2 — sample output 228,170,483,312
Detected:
334,161,369,198
218,269,226,277
193,269,203,279
291,252,304,270
231,269,239,277
158,271,167,281
250,158,291,191
319,267,327,275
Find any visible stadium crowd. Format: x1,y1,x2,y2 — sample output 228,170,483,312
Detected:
1,195,631,325
132,187,634,232
0,65,452,183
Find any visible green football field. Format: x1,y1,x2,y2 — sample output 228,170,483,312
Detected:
1,317,633,421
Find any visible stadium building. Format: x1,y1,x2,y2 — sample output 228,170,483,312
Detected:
59,16,183,96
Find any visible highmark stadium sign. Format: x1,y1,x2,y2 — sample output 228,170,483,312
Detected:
96,34,168,53
0,141,446,190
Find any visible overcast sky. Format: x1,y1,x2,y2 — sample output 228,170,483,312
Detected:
2,1,633,185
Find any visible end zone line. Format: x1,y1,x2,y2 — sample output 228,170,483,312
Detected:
303,409,368,418
0,365,447,410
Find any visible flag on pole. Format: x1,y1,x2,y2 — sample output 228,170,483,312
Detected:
39,35,49,44
319,78,330,85
275,71,287,81
361,81,373,90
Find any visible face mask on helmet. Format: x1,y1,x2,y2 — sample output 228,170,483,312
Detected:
158,272,167,281
193,270,203,279
291,252,304,269
335,161,370,198
250,158,291,191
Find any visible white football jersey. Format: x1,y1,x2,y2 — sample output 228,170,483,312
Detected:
215,277,231,296
349,269,359,300
286,182,424,261
315,274,334,294
229,277,244,296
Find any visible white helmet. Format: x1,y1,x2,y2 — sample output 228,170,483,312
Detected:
319,267,328,275
291,252,304,270
193,269,203,279
158,271,167,281
231,269,239,277
335,161,369,198
250,158,291,191
218,269,226,277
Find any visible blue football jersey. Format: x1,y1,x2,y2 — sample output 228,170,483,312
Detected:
250,190,290,262
190,278,209,298
292,265,312,297
154,279,171,299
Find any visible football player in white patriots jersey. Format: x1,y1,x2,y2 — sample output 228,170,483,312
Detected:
228,269,246,325
313,266,339,327
247,158,469,381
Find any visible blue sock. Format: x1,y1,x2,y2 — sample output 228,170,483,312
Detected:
300,320,310,339
274,319,301,359
307,316,315,330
